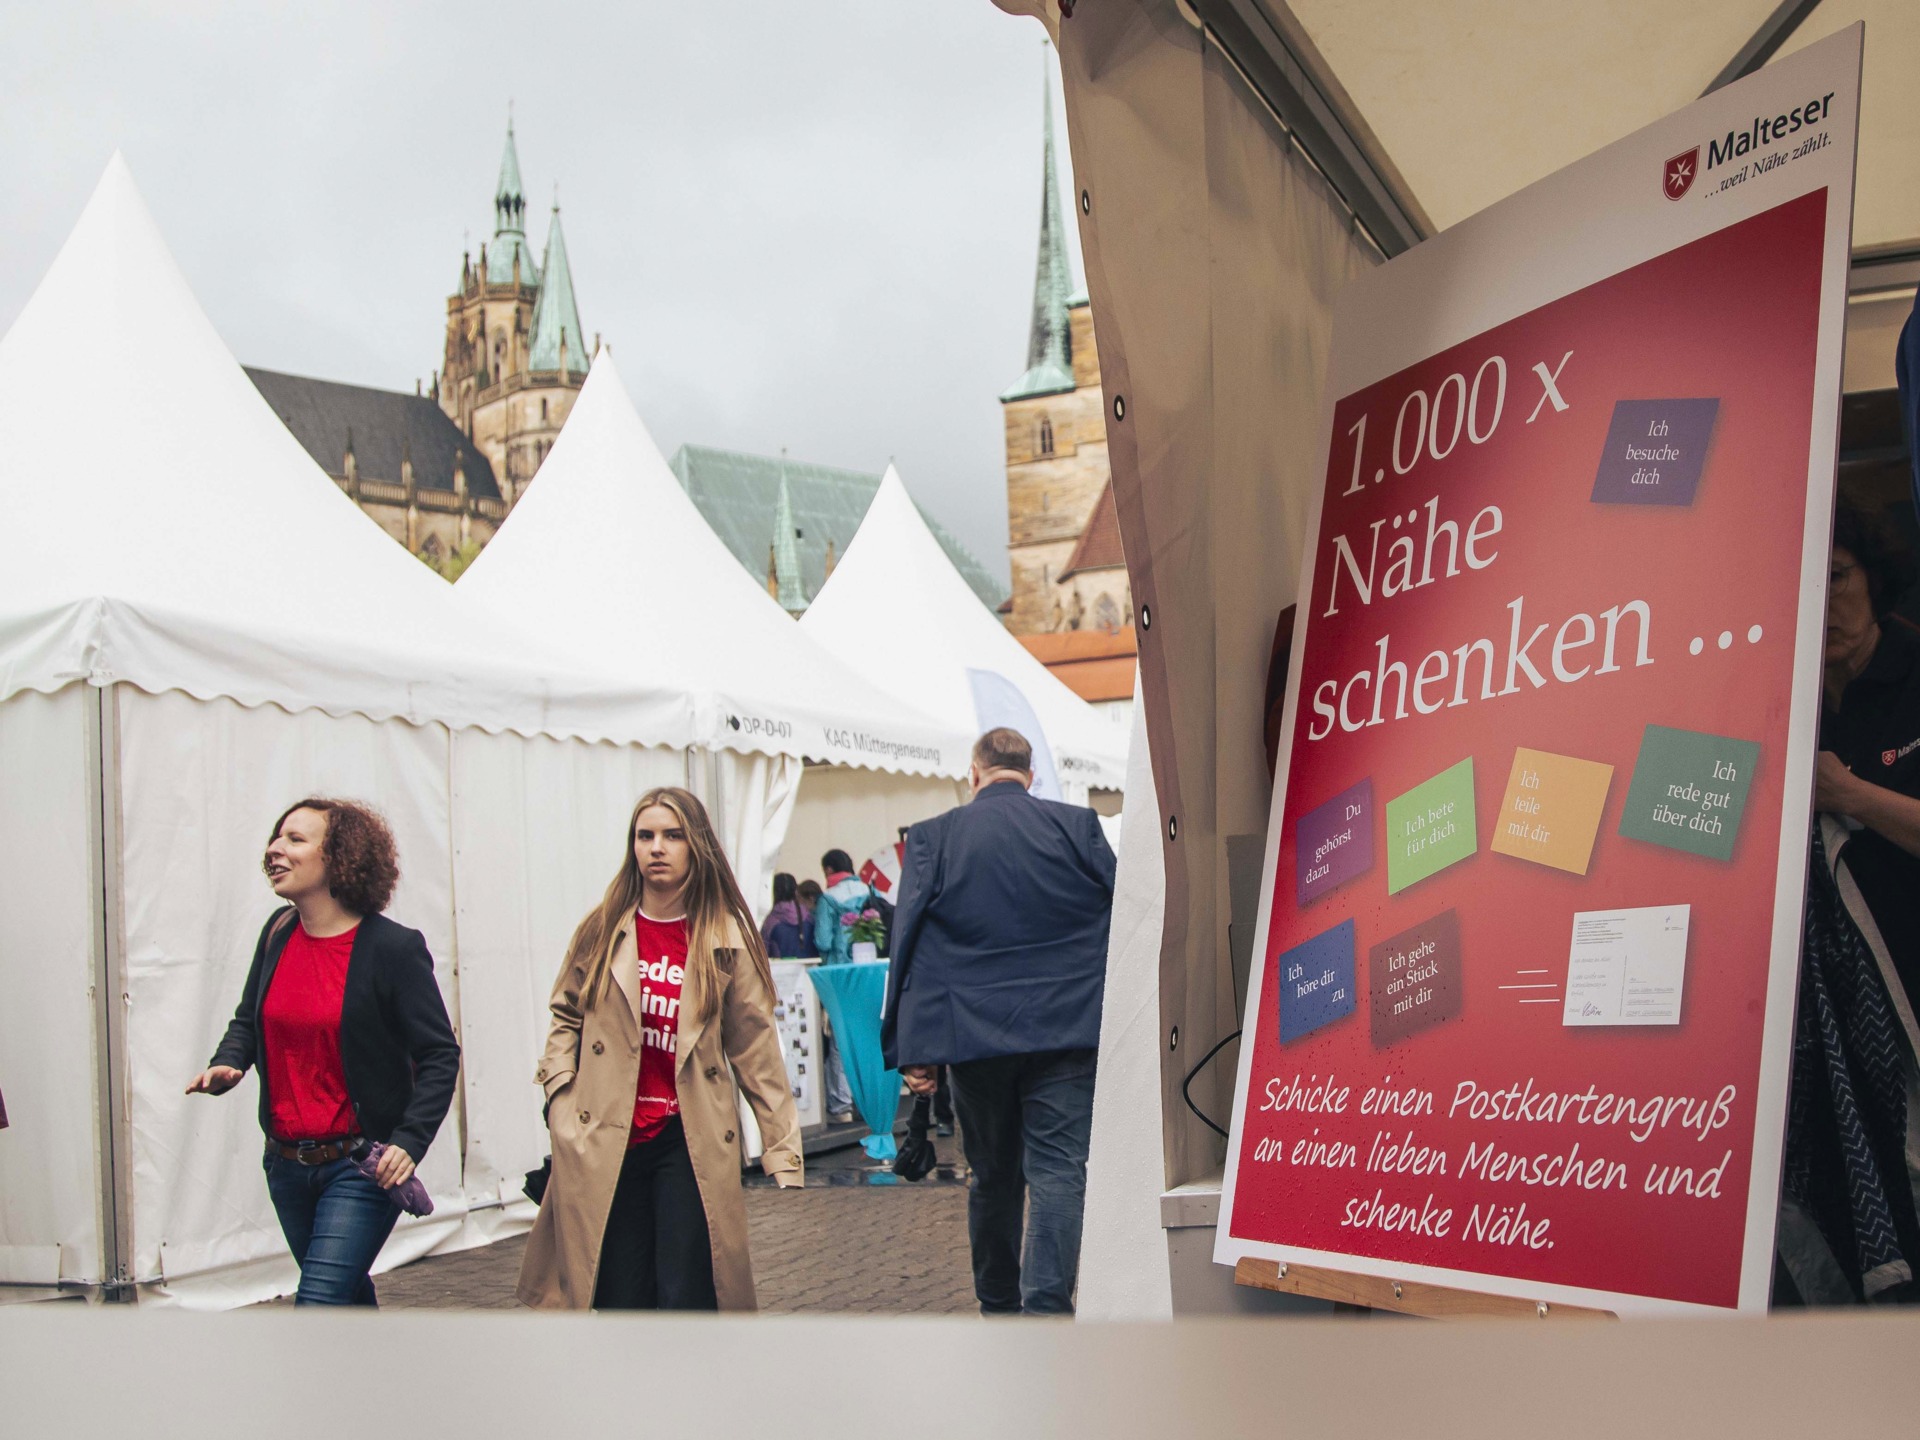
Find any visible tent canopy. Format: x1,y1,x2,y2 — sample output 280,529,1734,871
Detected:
1182,0,1916,256
0,156,693,748
800,464,1128,792
456,350,974,777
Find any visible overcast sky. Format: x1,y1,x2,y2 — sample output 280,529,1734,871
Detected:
0,2,1082,582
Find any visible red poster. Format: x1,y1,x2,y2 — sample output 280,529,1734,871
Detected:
1217,32,1861,1314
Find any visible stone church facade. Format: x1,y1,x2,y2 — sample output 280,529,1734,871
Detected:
251,120,587,575
999,69,1128,644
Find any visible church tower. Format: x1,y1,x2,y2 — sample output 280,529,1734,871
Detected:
1000,56,1114,636
437,118,589,506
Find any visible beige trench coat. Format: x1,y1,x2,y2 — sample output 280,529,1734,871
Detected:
516,914,802,1311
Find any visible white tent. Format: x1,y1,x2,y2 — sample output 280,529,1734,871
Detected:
0,158,757,1307
801,465,1129,798
456,349,977,899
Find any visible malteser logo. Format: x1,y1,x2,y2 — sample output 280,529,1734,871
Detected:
1663,148,1698,201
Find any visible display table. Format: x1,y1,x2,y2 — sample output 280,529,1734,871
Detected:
805,961,897,1159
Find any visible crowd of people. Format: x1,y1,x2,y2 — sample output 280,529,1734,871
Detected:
184,725,1117,1316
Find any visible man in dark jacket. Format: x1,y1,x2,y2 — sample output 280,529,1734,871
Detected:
883,726,1117,1315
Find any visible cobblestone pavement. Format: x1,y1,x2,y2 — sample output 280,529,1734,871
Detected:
368,1125,979,1316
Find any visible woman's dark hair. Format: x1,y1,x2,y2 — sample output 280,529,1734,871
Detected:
772,871,797,905
821,849,854,876
797,879,822,905
265,798,399,915
1833,502,1912,619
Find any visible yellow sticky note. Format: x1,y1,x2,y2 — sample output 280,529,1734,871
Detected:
1490,747,1614,875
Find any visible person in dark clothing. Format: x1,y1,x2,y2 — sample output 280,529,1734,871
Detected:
884,727,1117,1315
1816,505,1920,1009
1776,505,1920,1306
761,872,809,958
187,797,460,1307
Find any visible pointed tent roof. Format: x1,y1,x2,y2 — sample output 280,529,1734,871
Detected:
0,156,686,746
527,205,586,376
771,462,804,612
486,120,539,287
801,466,1126,792
1001,53,1077,403
457,350,971,777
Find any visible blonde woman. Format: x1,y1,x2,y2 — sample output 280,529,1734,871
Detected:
517,787,802,1311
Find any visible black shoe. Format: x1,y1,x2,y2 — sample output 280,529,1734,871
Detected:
935,1121,954,1137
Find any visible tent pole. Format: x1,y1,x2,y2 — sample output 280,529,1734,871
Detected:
83,682,134,1302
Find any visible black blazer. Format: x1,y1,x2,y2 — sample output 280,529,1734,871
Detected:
882,780,1117,1068
210,908,460,1163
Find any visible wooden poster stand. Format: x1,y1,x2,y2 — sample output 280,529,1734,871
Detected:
1234,1258,1617,1320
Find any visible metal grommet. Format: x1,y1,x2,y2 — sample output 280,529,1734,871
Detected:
1392,1282,1403,1299
578,1110,590,1124
1140,604,1151,631
1276,1262,1288,1278
1537,1302,1550,1318
1168,814,1177,841
1168,1026,1179,1052
1113,394,1126,421
1080,189,1090,215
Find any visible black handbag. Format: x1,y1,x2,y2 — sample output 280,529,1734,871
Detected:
523,1156,551,1205
892,1133,937,1182
892,1092,938,1181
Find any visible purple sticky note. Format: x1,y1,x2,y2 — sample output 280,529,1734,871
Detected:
1590,398,1719,506
1296,779,1375,906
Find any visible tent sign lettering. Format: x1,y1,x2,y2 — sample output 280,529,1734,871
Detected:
1215,28,1862,1316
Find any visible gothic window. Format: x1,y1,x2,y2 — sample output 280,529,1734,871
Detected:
1037,414,1055,456
541,397,549,422
1093,593,1122,633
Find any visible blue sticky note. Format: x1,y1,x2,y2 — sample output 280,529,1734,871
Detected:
1277,919,1357,1044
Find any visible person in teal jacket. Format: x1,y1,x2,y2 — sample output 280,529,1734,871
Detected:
812,849,874,966
811,849,870,1121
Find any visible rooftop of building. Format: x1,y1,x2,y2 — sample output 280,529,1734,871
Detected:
246,368,502,502
669,444,1008,614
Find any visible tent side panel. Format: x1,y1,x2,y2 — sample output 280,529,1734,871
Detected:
115,691,463,1307
710,750,805,924
777,767,966,902
0,685,105,1289
448,730,685,1222
1052,2,1375,1188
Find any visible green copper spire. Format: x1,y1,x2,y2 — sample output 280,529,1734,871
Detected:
772,457,805,612
1000,50,1076,403
528,204,586,376
486,117,539,287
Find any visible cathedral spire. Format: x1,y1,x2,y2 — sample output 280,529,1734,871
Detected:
1000,47,1076,403
486,116,539,287
772,455,805,612
528,203,586,377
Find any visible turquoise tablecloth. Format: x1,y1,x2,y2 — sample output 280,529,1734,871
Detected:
806,960,898,1160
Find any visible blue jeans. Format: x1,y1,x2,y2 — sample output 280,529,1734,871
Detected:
263,1150,401,1306
949,1048,1097,1316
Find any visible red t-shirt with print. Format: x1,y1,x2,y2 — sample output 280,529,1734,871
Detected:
629,910,688,1146
262,923,360,1141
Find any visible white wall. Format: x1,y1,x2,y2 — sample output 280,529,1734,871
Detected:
775,765,965,899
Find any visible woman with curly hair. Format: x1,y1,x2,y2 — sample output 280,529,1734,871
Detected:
186,798,460,1306
517,786,801,1311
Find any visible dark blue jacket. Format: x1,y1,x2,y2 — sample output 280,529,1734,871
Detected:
882,780,1117,1067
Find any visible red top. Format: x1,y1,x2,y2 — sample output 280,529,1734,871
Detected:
262,923,360,1141
629,911,688,1146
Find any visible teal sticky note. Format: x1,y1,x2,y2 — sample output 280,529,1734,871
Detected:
1385,759,1477,894
1617,724,1760,862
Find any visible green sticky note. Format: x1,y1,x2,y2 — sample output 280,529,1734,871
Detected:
1385,759,1477,894
1617,724,1760,862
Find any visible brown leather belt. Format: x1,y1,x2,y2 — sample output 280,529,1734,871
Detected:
267,1136,364,1166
